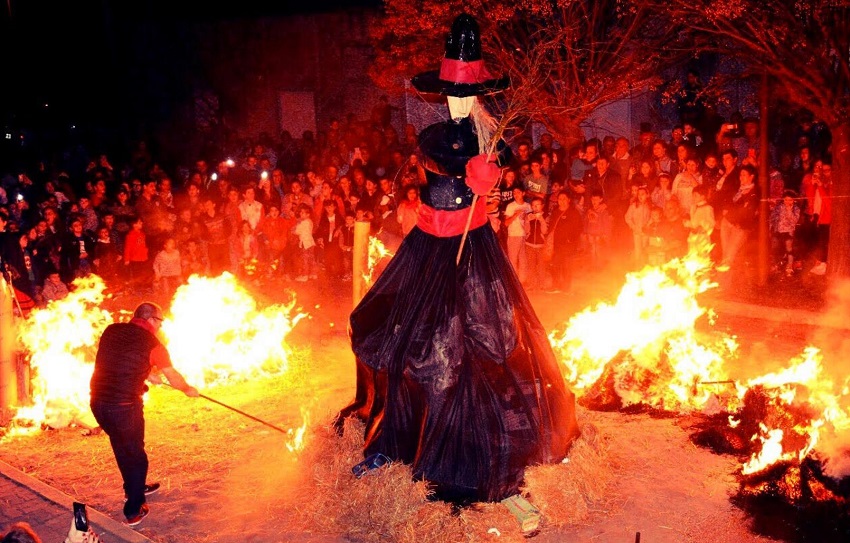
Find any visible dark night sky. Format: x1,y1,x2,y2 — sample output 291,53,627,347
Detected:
0,0,381,140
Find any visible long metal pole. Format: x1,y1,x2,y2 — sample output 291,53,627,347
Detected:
161,382,288,435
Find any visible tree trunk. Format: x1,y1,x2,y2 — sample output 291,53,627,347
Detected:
829,122,850,278
757,74,770,286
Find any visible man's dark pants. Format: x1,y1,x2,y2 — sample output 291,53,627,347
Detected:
91,401,148,518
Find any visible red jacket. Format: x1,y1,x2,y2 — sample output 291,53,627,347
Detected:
124,229,149,262
803,177,832,225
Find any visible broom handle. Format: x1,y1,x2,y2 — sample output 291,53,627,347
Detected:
456,194,479,265
455,167,503,266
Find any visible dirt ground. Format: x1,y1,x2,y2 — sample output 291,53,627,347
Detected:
0,265,819,543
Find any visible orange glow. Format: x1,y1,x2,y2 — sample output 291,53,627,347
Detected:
13,276,115,433
363,236,393,287
549,244,736,412
163,273,307,386
7,273,307,436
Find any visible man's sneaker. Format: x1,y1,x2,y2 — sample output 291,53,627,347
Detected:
144,482,160,496
810,261,827,275
123,504,149,527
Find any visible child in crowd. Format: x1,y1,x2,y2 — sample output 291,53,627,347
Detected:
685,184,715,253
651,172,673,210
42,268,69,303
546,180,563,214
585,190,613,269
235,220,259,278
339,212,356,282
180,238,208,278
504,186,531,283
524,197,548,289
123,217,150,293
624,184,652,266
770,189,801,276
395,185,421,238
316,199,344,279
293,203,316,281
644,206,667,266
93,225,121,285
256,204,289,277
152,237,182,297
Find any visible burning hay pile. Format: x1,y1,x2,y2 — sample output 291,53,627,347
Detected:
691,348,850,541
5,272,307,436
548,244,850,541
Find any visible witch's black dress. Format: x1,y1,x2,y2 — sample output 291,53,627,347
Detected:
342,118,580,503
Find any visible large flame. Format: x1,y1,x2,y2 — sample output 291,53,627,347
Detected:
550,245,736,411
736,347,850,475
163,273,307,386
8,273,307,434
14,276,114,431
548,239,850,478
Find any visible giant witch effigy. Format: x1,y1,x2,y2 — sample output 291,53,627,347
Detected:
337,13,580,503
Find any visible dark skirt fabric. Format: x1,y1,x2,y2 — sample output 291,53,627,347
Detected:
344,223,580,503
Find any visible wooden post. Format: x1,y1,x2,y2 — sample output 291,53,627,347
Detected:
352,220,371,308
0,277,17,423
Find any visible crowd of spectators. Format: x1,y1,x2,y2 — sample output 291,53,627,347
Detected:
0,88,834,313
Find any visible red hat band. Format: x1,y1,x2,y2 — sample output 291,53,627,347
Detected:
439,58,493,85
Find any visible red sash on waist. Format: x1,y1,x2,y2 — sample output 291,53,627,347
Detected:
416,199,487,238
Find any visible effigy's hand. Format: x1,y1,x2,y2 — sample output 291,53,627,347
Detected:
465,154,500,196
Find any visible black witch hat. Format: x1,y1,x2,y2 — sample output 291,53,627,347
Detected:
411,14,509,97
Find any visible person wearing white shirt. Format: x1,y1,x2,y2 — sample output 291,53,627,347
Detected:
504,186,531,283
238,187,264,231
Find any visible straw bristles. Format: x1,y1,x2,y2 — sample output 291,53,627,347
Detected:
289,415,613,542
522,421,613,528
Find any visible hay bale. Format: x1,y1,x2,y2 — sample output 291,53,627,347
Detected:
293,417,537,542
522,421,613,528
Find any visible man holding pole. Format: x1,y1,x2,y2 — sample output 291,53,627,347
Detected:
90,302,198,527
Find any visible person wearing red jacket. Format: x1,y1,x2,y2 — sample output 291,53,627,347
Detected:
803,161,832,275
123,217,150,293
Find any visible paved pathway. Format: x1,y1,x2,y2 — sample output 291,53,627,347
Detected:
0,460,152,543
